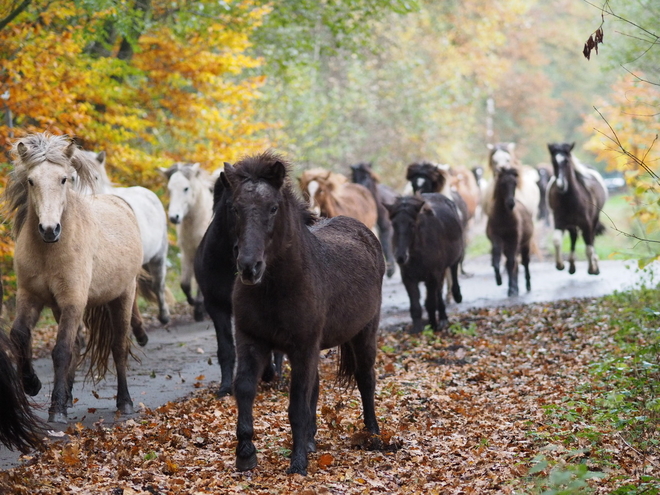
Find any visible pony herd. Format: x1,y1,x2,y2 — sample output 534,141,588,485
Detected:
0,133,608,476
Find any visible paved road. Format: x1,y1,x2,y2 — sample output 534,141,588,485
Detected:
1,256,656,469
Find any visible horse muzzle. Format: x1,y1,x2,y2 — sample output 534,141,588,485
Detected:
237,259,265,286
39,223,61,243
168,214,181,225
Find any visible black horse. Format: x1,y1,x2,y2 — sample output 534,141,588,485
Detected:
193,172,282,397
406,162,469,227
350,162,397,277
547,143,607,275
486,168,533,297
225,151,385,476
0,329,44,452
386,194,464,333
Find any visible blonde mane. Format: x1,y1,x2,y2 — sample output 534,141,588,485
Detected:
2,133,99,236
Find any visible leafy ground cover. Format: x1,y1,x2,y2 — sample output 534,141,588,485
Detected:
1,291,658,494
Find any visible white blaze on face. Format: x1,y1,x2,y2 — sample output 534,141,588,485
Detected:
307,180,321,214
415,177,425,190
554,153,567,190
491,149,512,170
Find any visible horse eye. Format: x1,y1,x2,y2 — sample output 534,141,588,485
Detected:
61,177,67,184
27,178,34,186
184,187,189,193
270,205,278,214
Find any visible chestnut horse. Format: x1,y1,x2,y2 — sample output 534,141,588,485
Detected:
227,151,384,475
298,168,378,229
3,133,143,423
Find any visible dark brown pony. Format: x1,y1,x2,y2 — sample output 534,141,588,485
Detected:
385,194,464,333
350,162,397,277
225,151,385,476
486,168,533,297
547,143,608,275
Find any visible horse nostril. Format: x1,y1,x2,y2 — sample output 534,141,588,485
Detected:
54,223,61,236
169,215,179,224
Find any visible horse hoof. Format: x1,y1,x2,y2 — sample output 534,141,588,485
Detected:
556,263,564,271
508,289,519,297
48,411,68,424
495,275,502,286
386,265,395,278
409,321,424,334
136,334,148,347
569,264,576,275
588,268,600,275
236,453,258,472
117,402,134,415
286,464,307,476
158,313,171,325
453,291,463,304
23,374,42,396
193,307,205,322
215,386,232,398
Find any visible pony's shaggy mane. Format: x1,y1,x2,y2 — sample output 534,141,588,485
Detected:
234,150,317,226
2,133,99,236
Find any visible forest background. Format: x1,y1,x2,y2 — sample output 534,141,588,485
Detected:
0,0,659,301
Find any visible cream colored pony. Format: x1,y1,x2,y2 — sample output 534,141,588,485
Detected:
3,133,144,423
160,163,213,321
483,142,540,220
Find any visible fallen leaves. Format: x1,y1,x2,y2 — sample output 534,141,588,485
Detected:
0,298,653,493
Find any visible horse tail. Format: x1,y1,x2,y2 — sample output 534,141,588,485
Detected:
336,342,358,388
136,268,176,306
83,304,118,382
0,330,44,452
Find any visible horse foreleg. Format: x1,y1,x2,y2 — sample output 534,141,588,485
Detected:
109,292,135,416
490,239,503,286
424,278,439,330
49,306,83,423
286,350,320,476
553,229,565,271
377,218,396,278
130,290,148,347
584,229,600,275
10,293,44,396
206,302,235,398
234,339,270,472
401,272,423,334
568,227,578,274
504,245,519,297
434,272,450,330
180,252,196,307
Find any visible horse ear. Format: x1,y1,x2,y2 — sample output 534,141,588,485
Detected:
191,163,202,176
507,142,516,153
16,142,29,160
64,141,77,159
224,163,238,189
219,170,231,189
264,161,286,189
159,165,178,179
569,142,575,151
96,151,106,165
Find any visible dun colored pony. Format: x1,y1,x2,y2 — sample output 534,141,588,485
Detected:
547,143,608,275
385,194,464,333
484,142,540,220
4,133,144,423
161,163,213,321
448,165,481,222
86,151,171,325
486,168,533,297
226,151,385,475
298,168,378,229
193,171,283,397
0,330,44,451
536,163,553,225
350,162,397,277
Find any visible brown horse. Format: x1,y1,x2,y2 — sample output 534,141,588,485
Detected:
298,168,378,229
486,168,533,297
227,152,384,475
3,133,144,423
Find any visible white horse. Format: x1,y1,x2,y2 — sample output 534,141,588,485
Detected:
483,142,540,221
160,162,213,321
84,151,171,325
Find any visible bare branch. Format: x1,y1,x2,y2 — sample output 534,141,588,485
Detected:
0,0,31,32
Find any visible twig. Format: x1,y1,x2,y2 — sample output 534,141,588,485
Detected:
616,432,660,470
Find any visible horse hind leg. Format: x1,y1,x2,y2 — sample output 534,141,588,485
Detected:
108,291,136,415
205,302,235,397
568,227,578,275
450,262,463,303
584,229,600,275
521,244,531,292
130,291,148,347
146,256,171,325
424,279,439,330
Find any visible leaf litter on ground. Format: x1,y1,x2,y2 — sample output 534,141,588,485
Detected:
0,297,655,494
